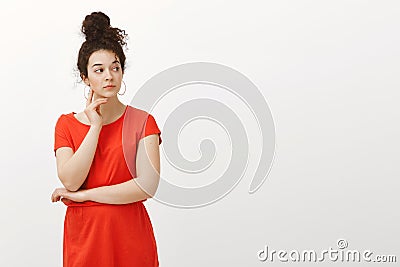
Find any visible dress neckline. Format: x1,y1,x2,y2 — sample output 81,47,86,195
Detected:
70,105,128,127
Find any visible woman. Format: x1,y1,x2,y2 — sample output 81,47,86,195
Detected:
51,11,161,267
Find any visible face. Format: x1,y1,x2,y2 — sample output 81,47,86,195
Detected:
83,49,123,98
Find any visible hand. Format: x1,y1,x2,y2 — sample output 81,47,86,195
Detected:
51,187,88,203
84,88,108,127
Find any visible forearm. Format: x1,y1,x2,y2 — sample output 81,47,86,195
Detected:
78,133,161,205
84,176,159,205
59,126,101,191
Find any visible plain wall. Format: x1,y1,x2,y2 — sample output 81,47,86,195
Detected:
0,1,399,266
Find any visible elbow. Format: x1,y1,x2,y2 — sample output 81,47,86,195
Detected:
60,177,80,192
145,191,155,199
145,179,160,199
140,187,155,200
64,183,80,192
134,175,159,199
147,186,159,199
58,170,81,192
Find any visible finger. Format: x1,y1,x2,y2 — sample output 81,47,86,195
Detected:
51,191,57,202
88,98,108,107
51,194,59,202
86,88,94,106
93,98,108,104
53,192,61,202
86,89,90,105
89,98,108,110
51,188,66,202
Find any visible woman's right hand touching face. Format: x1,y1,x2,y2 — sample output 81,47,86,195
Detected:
84,89,108,128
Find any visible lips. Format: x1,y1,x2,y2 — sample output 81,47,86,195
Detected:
104,85,116,88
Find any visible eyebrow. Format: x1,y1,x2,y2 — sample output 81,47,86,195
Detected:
91,60,120,68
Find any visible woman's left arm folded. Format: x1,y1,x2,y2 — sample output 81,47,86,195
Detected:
51,134,161,205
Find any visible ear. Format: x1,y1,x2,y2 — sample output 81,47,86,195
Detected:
81,74,90,86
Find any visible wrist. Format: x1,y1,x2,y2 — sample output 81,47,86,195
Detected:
89,124,102,132
82,189,92,201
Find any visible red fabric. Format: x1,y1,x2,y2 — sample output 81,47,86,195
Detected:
54,105,161,267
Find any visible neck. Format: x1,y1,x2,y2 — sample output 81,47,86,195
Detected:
93,95,126,123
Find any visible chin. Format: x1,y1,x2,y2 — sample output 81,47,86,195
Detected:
100,91,118,98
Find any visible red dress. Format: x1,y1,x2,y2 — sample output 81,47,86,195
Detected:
53,105,161,267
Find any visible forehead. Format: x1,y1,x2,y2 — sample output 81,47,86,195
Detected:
88,50,120,65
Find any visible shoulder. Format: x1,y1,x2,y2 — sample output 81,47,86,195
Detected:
125,105,159,130
126,105,148,116
127,105,158,119
72,111,89,124
55,112,76,127
126,105,156,122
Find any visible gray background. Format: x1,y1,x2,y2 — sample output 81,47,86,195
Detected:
0,0,398,266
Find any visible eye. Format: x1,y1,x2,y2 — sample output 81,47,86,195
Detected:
113,66,120,71
95,69,103,73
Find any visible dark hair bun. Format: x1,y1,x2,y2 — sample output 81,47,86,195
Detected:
81,11,127,46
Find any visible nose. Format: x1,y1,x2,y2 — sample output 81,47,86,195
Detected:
104,68,112,80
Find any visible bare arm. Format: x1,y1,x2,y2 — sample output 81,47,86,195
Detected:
52,134,161,204
56,126,101,191
84,134,161,204
55,89,108,191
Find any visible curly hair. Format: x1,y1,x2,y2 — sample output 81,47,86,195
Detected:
77,11,128,81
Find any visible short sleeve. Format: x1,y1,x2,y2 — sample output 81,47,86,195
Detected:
144,114,162,145
54,115,74,156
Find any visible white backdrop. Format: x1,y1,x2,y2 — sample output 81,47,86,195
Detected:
0,1,399,266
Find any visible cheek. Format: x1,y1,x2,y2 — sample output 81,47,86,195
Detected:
88,76,102,86
114,72,123,79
